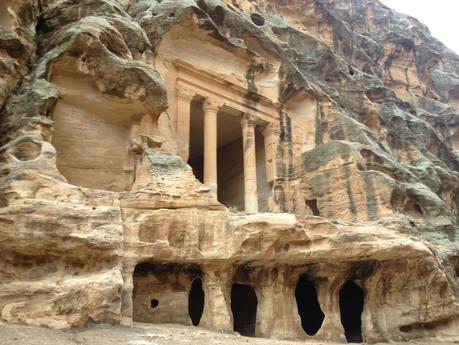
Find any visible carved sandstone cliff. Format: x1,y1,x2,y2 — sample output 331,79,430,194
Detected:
0,0,458,343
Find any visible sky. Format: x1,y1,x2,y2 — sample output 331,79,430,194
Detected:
380,0,459,54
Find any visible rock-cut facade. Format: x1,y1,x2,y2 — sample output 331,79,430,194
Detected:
0,0,458,343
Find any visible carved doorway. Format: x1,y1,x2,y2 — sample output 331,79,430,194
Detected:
188,278,205,326
231,283,258,336
295,274,324,335
339,281,364,343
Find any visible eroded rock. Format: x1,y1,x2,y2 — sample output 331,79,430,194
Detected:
0,0,458,344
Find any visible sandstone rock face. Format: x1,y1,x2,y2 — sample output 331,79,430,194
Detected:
0,0,458,344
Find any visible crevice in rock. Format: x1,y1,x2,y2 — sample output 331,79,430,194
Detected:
454,258,459,278
348,66,355,76
210,6,225,26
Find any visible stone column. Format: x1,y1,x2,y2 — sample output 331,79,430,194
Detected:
241,114,258,213
200,266,233,331
120,260,136,326
176,86,194,161
261,123,278,182
203,98,220,196
316,277,346,342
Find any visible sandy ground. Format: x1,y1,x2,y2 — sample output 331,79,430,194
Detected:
0,322,457,345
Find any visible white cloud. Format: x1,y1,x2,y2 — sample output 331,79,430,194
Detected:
380,0,459,54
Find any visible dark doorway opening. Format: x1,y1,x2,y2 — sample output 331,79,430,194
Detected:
295,274,324,335
217,110,245,211
339,281,364,343
231,283,258,336
188,278,205,326
188,99,205,183
306,199,320,216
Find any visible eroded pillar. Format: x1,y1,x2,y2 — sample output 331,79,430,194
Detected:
316,276,346,342
203,98,219,196
241,114,258,213
200,267,233,331
176,87,194,161
120,260,136,326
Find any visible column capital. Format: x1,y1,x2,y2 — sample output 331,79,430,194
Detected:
260,122,279,136
241,113,257,127
176,86,195,101
203,98,222,112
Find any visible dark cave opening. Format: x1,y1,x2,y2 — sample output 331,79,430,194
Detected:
188,278,205,326
306,199,320,216
231,283,258,337
251,13,265,26
150,299,159,309
339,281,364,343
295,274,325,335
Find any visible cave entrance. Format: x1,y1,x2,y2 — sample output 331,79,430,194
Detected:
295,274,324,335
132,262,203,325
231,283,258,337
188,278,205,326
339,281,364,343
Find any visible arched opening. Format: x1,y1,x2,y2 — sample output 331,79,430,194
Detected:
231,283,257,337
188,278,204,326
295,274,324,335
339,281,364,343
133,262,203,325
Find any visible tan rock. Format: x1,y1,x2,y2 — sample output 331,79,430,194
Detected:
0,0,458,344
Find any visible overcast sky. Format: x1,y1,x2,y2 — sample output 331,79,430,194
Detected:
380,0,459,54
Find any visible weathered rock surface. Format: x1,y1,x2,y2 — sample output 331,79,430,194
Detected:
0,0,458,344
